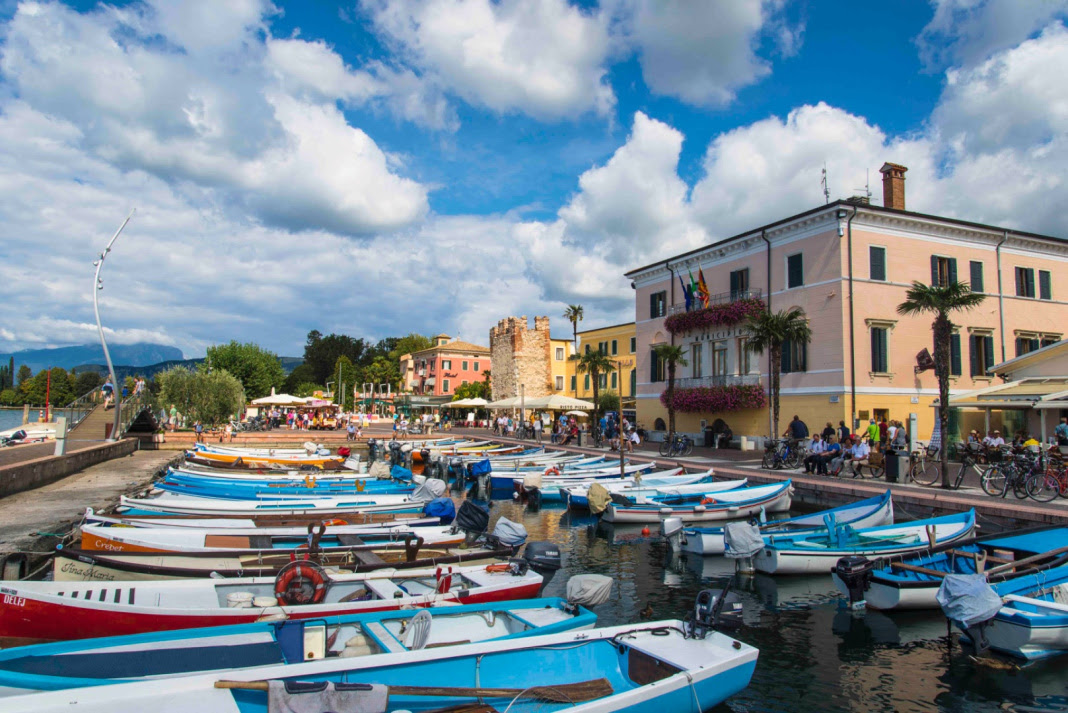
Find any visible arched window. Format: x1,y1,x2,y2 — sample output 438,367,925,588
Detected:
654,418,666,431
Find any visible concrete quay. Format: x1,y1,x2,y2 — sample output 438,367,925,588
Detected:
0,450,180,577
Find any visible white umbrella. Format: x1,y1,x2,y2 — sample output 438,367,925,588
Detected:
250,393,309,406
565,410,590,417
465,398,489,406
446,398,472,407
487,396,523,409
526,394,596,410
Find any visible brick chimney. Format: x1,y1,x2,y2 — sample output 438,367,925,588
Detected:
879,162,907,210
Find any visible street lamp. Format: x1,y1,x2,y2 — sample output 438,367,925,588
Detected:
93,211,135,441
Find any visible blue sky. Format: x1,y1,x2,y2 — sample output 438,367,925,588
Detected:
1,0,1066,359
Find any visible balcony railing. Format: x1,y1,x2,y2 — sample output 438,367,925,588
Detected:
668,288,763,316
675,374,761,389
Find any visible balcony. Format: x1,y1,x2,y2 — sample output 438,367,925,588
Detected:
675,374,761,389
668,288,763,316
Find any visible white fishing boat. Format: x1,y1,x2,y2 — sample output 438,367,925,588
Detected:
602,481,794,524
561,472,744,509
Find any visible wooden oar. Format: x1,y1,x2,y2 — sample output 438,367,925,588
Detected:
984,545,1068,577
215,678,614,703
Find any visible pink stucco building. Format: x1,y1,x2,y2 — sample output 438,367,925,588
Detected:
626,163,1068,443
400,334,490,398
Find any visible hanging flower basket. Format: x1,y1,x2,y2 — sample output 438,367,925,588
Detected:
663,298,766,335
661,384,767,413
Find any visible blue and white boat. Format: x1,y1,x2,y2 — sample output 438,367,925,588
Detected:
754,510,977,575
520,468,707,504
680,490,894,556
0,598,597,697
939,563,1068,660
2,617,758,713
603,481,794,524
154,476,417,500
836,525,1068,610
489,461,655,491
561,471,742,509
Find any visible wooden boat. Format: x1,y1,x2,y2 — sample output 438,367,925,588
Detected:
84,508,436,530
754,510,977,575
0,597,598,697
837,525,1068,610
0,562,545,646
522,468,691,503
155,475,416,499
54,539,510,581
191,443,332,457
489,461,654,491
118,492,432,517
560,472,741,508
602,481,794,524
188,450,350,469
78,522,465,554
943,564,1068,661
168,465,366,482
681,490,894,556
0,617,758,713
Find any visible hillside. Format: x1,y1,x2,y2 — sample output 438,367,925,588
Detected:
2,343,184,373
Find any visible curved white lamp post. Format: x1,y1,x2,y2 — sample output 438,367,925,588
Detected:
93,211,134,441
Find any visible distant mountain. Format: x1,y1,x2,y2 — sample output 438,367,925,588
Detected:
72,356,304,380
2,343,184,374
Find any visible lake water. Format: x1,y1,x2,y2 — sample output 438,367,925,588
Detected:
0,409,38,432
482,497,1068,713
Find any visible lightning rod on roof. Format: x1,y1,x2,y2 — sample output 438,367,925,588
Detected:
821,164,830,204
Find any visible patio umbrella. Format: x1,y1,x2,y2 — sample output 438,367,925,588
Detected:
487,396,523,409
525,394,596,410
565,410,590,417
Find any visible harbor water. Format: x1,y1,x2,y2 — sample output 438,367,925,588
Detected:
484,497,1068,713
0,409,38,432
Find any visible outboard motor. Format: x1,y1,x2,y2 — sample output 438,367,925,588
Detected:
388,441,403,467
660,517,685,552
724,521,765,575
833,555,874,609
400,442,414,469
523,541,563,592
687,581,743,638
936,574,1004,655
419,448,431,467
563,574,613,613
454,500,490,545
367,439,379,465
488,517,528,556
422,497,456,525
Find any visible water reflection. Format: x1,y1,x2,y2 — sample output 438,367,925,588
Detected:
476,499,1068,712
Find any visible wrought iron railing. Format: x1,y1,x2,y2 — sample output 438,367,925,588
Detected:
55,387,102,430
668,288,763,315
676,374,762,389
116,391,158,435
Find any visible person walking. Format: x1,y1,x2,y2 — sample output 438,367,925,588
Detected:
838,420,851,444
194,421,203,444
533,415,542,443
866,419,880,451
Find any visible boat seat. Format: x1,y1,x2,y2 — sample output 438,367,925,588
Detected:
337,535,367,547
354,551,388,567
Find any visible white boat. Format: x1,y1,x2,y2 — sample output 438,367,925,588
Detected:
754,510,977,575
562,472,745,509
118,493,430,517
522,468,709,504
680,490,894,556
602,481,794,524
83,508,437,530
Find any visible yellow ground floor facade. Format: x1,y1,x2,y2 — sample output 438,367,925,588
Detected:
637,391,1020,445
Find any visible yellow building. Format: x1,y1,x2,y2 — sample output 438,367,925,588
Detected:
568,322,637,409
549,336,575,394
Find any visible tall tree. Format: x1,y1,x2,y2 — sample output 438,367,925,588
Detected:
898,280,985,488
386,334,433,361
20,367,74,406
205,341,285,399
303,331,367,384
158,365,245,426
16,364,31,385
283,363,318,394
571,349,615,429
652,344,688,435
333,355,360,409
563,305,584,397
745,308,812,437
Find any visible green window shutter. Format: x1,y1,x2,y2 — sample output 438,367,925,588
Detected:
931,256,939,286
950,334,961,376
984,336,995,370
969,336,980,376
781,340,792,373
970,261,984,292
611,372,617,388
869,247,886,281
630,369,636,396
1040,270,1052,300
1027,270,1035,297
650,351,659,382
584,374,590,390
570,375,576,390
1015,268,1024,296
787,255,803,288
948,258,958,284
729,270,739,295
611,340,618,355
649,293,657,318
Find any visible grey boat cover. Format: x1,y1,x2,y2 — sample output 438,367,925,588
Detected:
410,478,448,502
492,517,528,546
368,461,392,479
567,574,614,607
587,483,612,515
936,574,1004,628
724,521,765,558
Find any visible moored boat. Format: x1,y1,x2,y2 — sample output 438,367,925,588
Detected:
561,471,742,509
602,481,794,524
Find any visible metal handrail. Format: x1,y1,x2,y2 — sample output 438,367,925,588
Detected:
55,386,104,430
668,288,763,315
675,374,762,389
116,391,157,435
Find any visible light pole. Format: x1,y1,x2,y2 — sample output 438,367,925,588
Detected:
93,211,134,441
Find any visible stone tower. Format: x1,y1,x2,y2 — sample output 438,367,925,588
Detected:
488,316,554,400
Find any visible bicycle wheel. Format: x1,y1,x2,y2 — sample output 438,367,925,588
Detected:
911,458,942,487
681,439,694,457
761,451,775,469
659,439,672,457
1027,472,1060,502
1012,474,1030,499
980,466,1006,496
784,451,802,469
864,464,885,480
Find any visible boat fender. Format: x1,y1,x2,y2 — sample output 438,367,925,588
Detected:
700,497,717,505
322,519,348,527
275,560,329,606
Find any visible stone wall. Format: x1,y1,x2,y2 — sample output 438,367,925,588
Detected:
0,438,140,500
489,316,554,400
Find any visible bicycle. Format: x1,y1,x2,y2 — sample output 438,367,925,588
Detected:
658,432,693,457
762,438,804,470
980,451,1033,499
1024,448,1068,502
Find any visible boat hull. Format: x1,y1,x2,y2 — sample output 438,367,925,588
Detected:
602,483,793,524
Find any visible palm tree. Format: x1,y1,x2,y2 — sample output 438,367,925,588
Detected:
563,305,584,397
653,344,688,435
745,308,812,437
571,349,615,431
897,281,985,488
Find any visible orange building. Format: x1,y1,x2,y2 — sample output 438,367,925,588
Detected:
626,163,1068,443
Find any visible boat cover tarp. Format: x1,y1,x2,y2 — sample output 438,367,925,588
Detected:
468,459,492,476
724,521,765,558
410,479,448,502
937,574,1004,628
455,500,489,534
390,465,414,481
269,680,388,713
567,574,613,607
422,497,456,524
368,461,392,479
587,483,612,515
492,517,528,546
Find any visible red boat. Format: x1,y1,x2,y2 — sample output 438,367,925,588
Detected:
0,562,542,646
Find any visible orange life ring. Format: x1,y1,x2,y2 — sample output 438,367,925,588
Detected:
484,563,511,573
435,565,453,594
700,497,717,505
544,466,560,476
274,560,329,605
322,518,347,527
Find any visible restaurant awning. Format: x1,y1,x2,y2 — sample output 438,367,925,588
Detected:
945,377,1068,410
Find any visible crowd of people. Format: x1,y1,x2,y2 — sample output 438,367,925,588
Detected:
781,414,912,478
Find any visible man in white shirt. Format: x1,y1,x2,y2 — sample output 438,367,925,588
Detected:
803,434,826,474
832,437,870,477
989,430,1006,447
